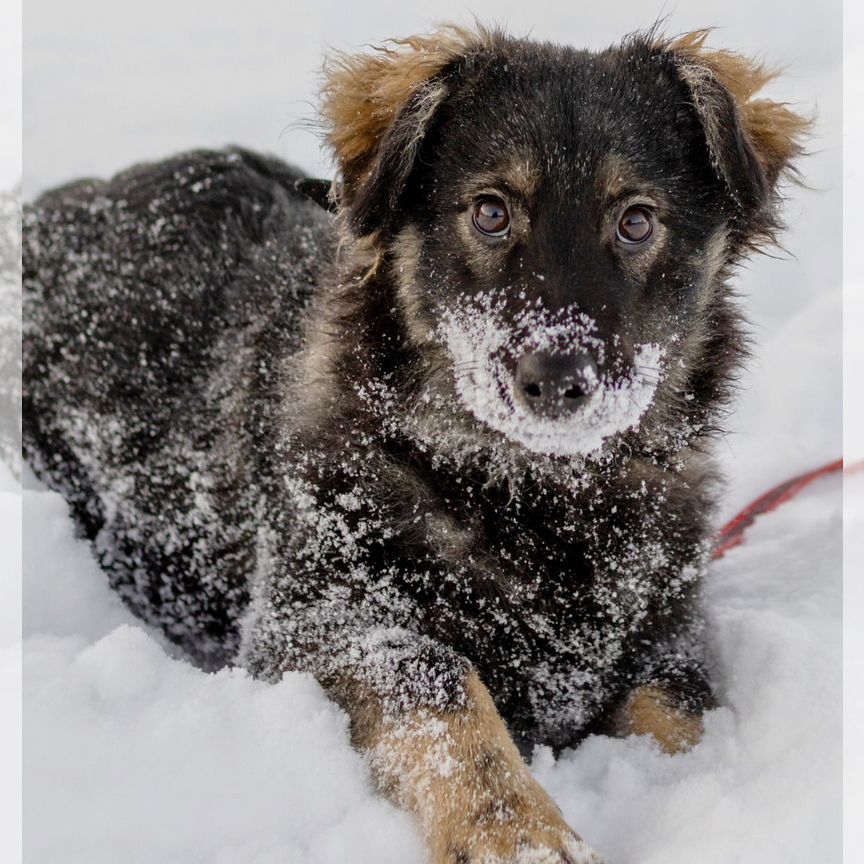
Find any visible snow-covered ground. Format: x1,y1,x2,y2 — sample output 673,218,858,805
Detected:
0,0,21,191
844,9,864,862
17,1,845,862
17,470,844,864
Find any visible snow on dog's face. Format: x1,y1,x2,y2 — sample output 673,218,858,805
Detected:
322,27,807,457
436,294,663,456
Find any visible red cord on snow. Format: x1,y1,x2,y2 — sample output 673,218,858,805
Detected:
712,458,854,560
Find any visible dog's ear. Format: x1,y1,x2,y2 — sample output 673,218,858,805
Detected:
661,31,810,236
321,26,485,237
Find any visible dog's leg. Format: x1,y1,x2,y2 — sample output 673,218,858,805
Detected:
249,627,604,864
608,684,705,754
603,615,714,754
356,666,603,864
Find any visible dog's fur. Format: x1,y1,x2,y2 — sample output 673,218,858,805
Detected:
23,26,807,863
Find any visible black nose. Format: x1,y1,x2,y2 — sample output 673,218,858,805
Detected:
515,351,600,418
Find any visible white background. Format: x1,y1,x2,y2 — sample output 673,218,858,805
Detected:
844,3,864,863
1,5,22,864
0,0,21,188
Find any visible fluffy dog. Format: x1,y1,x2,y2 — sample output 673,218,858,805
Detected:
23,25,807,864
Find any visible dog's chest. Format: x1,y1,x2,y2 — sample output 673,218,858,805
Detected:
445,479,676,626
269,452,701,745
435,486,692,743
259,447,705,756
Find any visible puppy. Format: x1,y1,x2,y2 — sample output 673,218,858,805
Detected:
23,26,807,864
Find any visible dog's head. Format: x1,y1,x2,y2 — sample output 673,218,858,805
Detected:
321,26,808,459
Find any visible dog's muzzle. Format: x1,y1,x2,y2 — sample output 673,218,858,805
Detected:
514,351,600,419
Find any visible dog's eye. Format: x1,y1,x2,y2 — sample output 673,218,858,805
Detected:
472,197,511,237
616,206,653,245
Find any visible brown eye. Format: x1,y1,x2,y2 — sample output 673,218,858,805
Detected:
616,206,654,244
472,197,510,237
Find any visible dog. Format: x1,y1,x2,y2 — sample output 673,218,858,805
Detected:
23,25,807,864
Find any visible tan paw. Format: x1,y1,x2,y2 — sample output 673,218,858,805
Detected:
436,823,605,863
364,669,607,864
613,685,704,754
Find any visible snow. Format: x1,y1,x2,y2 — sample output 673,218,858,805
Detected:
15,1,844,863
844,9,864,862
20,487,424,864
438,293,663,457
0,1,21,190
17,466,842,864
845,470,864,862
1,189,21,480
1,181,22,864
23,627,422,864
0,474,22,864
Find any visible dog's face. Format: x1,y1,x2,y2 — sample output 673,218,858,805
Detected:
323,28,806,458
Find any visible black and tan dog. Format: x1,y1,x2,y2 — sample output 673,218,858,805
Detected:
23,25,807,863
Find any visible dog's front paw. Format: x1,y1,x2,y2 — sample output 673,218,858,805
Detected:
436,821,605,864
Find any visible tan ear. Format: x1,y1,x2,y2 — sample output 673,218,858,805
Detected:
320,25,490,235
663,30,811,198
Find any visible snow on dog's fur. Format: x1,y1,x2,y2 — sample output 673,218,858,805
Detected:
23,25,807,864
435,294,664,457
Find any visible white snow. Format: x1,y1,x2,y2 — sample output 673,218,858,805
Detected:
0,1,21,190
16,456,842,863
438,293,663,456
0,469,22,864
15,1,844,863
843,9,864,862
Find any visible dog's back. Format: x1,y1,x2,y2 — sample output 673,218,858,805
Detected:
23,148,332,667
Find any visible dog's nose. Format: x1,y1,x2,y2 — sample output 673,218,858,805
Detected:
515,351,599,418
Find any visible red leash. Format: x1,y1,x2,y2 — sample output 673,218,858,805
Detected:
712,458,854,560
